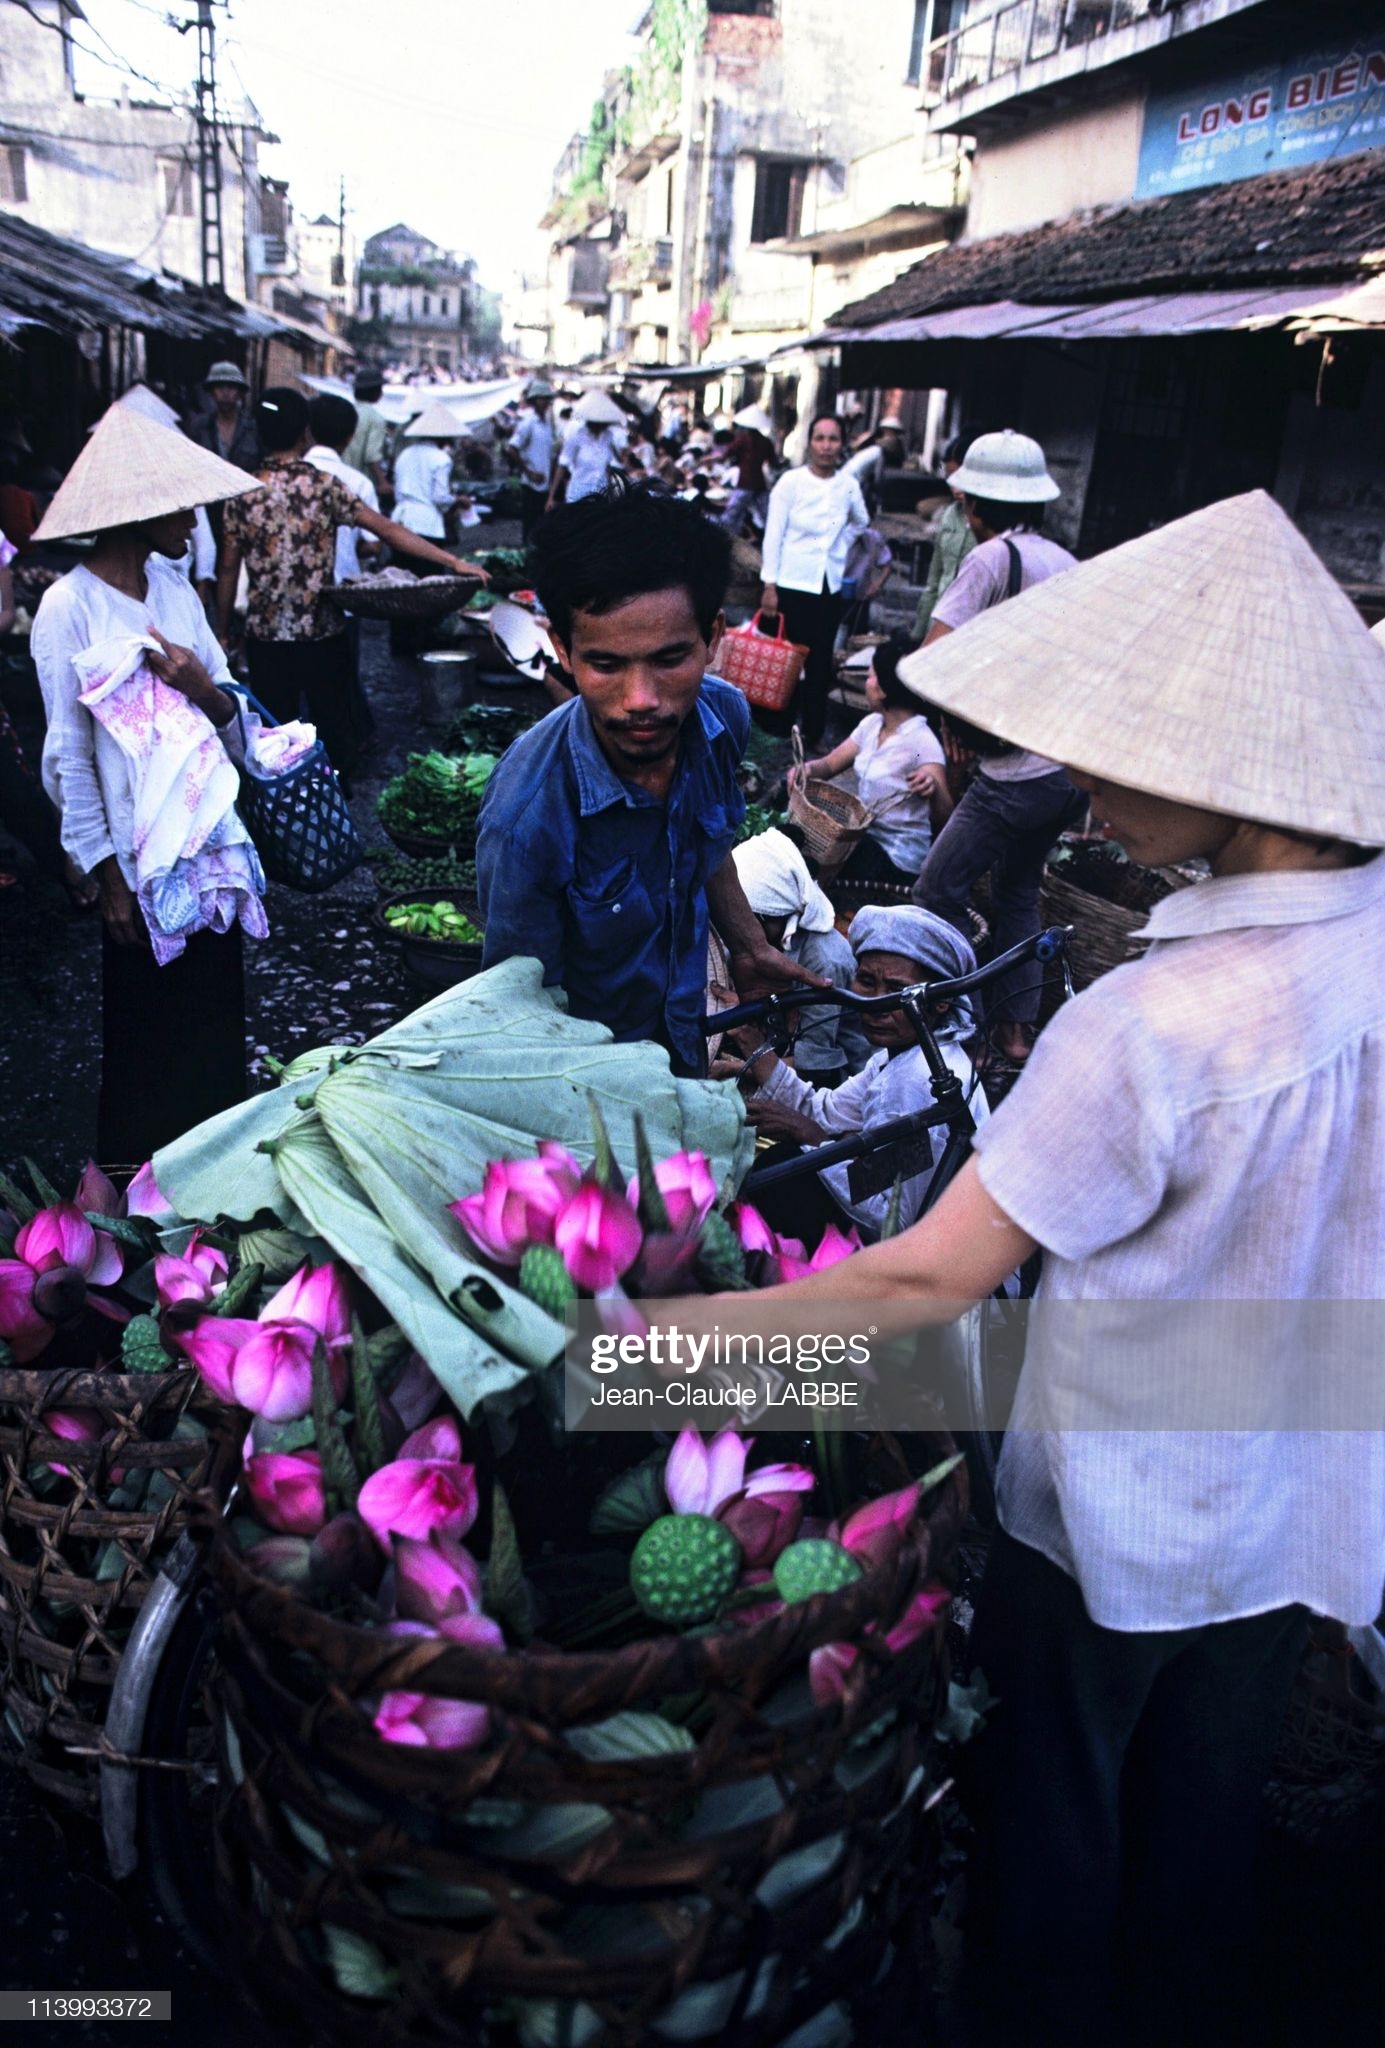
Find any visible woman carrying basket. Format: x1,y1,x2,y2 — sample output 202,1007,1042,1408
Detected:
30,404,268,1168
760,414,869,745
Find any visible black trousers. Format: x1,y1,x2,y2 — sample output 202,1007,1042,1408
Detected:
520,485,549,539
965,1529,1308,2048
246,633,358,776
0,713,66,883
99,923,247,1170
758,582,846,744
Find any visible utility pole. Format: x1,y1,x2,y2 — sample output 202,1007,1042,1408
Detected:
194,0,225,292
333,174,347,292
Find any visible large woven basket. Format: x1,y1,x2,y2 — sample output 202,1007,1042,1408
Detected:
205,1436,967,2047
0,1363,224,1813
1039,842,1203,988
787,731,875,879
329,576,481,623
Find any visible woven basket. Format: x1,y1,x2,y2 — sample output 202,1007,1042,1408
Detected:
1264,1620,1385,1852
786,731,874,881
1039,845,1203,988
330,577,481,623
0,1363,224,1813
205,1436,967,2047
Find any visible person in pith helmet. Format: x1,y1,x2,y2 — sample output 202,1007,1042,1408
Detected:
652,489,1385,2048
907,427,1085,1061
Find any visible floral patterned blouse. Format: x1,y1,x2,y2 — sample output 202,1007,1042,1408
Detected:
224,456,363,643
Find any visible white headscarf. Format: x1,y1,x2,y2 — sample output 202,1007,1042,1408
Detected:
733,829,836,943
848,904,978,1040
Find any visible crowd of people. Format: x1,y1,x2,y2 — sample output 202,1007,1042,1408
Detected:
2,355,1383,2048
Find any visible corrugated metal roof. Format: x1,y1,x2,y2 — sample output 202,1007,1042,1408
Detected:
823,285,1337,348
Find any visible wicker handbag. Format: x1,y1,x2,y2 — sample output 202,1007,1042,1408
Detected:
717,610,809,712
787,728,909,880
231,689,365,893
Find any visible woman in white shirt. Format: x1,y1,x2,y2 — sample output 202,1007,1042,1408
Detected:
392,407,462,538
799,635,952,887
549,390,626,507
759,414,869,743
29,405,264,1167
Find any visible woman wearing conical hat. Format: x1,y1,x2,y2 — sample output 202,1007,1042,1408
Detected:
29,406,267,1168
648,491,1385,2045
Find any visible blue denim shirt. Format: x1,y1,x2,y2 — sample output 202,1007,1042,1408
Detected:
476,676,749,1072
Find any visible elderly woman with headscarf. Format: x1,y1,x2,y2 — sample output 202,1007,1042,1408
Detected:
724,828,867,1079
727,903,986,1241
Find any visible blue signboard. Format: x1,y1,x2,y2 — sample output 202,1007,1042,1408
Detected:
1136,33,1385,198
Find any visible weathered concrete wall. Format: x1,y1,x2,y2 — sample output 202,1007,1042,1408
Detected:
0,0,251,298
967,89,1146,237
1281,361,1385,582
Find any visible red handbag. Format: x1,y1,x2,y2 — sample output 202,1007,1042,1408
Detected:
715,610,808,712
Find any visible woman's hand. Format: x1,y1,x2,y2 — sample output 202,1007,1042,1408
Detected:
761,583,779,615
451,558,491,583
97,857,145,947
145,628,214,703
747,1099,827,1145
907,762,948,798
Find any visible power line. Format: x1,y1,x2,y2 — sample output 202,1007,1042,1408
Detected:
7,0,187,103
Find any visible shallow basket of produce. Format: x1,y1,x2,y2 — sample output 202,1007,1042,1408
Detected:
376,752,495,862
0,1361,230,1813
204,1431,966,2048
329,574,482,622
372,892,485,989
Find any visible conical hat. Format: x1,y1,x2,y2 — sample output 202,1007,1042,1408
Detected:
403,400,466,439
114,383,180,430
34,404,259,542
574,389,625,426
899,490,1385,845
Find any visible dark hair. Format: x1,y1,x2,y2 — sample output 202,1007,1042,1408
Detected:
353,369,383,399
943,421,986,468
529,482,732,645
255,386,309,454
307,393,359,451
963,493,1043,536
869,634,921,712
808,412,845,441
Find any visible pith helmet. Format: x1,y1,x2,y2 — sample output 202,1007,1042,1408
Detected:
950,428,1059,504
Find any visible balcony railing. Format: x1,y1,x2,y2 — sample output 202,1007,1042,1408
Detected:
609,237,674,289
925,0,1168,100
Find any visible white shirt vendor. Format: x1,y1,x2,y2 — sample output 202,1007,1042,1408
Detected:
847,709,946,874
305,443,381,580
510,410,555,491
761,466,870,596
392,441,453,538
973,856,1385,1632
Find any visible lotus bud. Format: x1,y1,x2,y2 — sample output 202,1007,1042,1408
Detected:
553,1181,643,1291
309,1511,381,1595
32,1265,89,1323
718,1488,806,1569
244,1449,327,1535
393,1531,484,1625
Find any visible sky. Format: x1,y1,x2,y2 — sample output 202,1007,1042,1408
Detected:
73,0,641,287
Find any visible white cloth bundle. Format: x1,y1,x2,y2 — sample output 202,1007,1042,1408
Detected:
75,633,267,964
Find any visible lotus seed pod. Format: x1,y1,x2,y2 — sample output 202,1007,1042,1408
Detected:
773,1538,864,1606
630,1512,742,1627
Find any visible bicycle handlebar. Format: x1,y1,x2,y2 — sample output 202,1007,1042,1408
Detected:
703,925,1072,1036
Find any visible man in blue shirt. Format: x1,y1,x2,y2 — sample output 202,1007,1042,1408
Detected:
477,488,817,1074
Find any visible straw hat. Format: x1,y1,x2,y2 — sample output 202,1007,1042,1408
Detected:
203,359,248,390
951,428,1058,503
111,383,181,430
403,400,467,440
33,404,260,542
523,378,555,401
574,389,625,427
733,403,773,436
898,490,1385,845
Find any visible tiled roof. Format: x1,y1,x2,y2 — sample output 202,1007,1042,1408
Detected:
829,148,1385,329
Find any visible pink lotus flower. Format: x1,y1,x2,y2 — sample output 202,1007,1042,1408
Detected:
260,1263,353,1350
394,1531,484,1625
398,1416,462,1462
244,1449,326,1536
664,1428,815,1520
0,1201,127,1362
154,1231,228,1311
830,1482,922,1573
223,1323,321,1423
0,1260,50,1364
123,1161,170,1219
553,1180,644,1291
450,1148,583,1268
371,1610,504,1751
808,1583,949,1707
728,1201,778,1256
74,1160,121,1217
719,1488,807,1569
43,1406,115,1480
630,1150,718,1234
357,1435,479,1553
775,1222,863,1285
174,1316,262,1402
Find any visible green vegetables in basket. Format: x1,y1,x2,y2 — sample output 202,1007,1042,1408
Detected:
376,751,497,843
442,704,535,756
383,900,483,944
737,803,788,844
474,546,531,595
370,850,477,897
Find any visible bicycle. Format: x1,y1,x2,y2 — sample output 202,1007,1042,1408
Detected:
703,923,1074,1516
